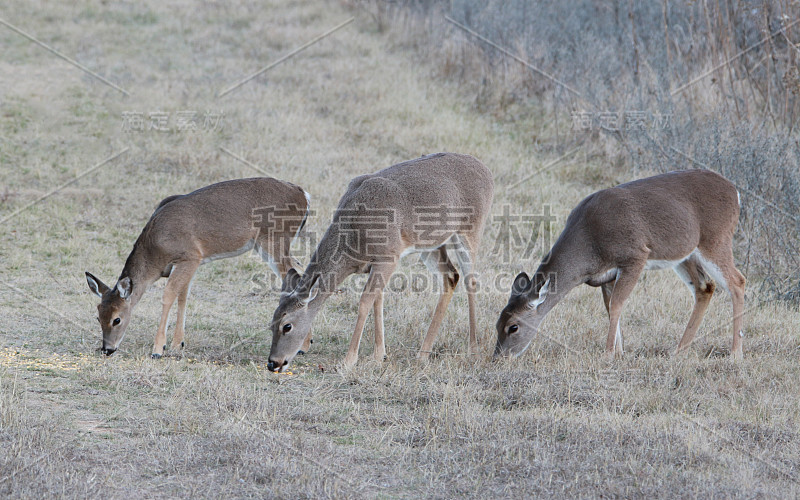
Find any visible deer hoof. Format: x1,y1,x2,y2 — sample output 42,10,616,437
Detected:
298,350,306,356
180,341,184,348
151,353,162,360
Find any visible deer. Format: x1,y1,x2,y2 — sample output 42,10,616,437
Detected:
266,153,494,372
495,169,746,361
85,177,311,359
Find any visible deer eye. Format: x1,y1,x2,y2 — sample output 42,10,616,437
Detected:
508,324,519,334
282,323,293,333
113,318,121,326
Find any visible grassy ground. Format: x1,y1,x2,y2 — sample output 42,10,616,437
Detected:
1,0,799,497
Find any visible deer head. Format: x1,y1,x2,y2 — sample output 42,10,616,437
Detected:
85,272,133,356
494,272,552,358
267,268,319,372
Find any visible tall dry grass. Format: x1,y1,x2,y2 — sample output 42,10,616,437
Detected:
0,0,799,497
351,0,800,301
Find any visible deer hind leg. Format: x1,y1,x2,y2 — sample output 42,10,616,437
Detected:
600,281,620,352
673,258,715,355
154,260,200,359
451,233,479,354
604,262,646,359
343,262,396,368
727,265,746,359
601,281,613,314
697,247,746,359
373,287,386,361
264,236,302,279
418,246,459,361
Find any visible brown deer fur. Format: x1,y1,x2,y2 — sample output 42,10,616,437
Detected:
495,169,745,360
86,177,310,358
267,153,494,371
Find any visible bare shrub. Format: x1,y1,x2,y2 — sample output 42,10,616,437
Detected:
353,0,800,301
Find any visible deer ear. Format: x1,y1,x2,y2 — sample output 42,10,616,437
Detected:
281,268,302,295
85,272,110,297
300,275,320,305
530,277,551,310
511,272,531,297
116,277,132,300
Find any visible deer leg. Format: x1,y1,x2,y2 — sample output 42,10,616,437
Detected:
271,239,301,280
600,280,622,353
726,267,746,360
456,232,483,354
601,281,613,314
418,247,459,361
696,247,746,359
373,287,386,361
466,272,479,354
153,293,175,359
716,256,746,359
674,260,715,355
343,263,395,368
153,261,198,359
452,236,479,354
170,262,200,351
604,263,645,359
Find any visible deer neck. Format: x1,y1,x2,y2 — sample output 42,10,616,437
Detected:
528,243,587,317
299,233,364,314
118,241,168,308
301,260,355,312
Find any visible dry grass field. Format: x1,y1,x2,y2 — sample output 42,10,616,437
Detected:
1,0,799,498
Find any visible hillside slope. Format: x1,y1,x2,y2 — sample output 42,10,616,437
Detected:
0,0,798,497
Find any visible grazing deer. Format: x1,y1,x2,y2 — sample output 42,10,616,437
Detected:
85,177,311,359
495,169,746,360
267,153,494,372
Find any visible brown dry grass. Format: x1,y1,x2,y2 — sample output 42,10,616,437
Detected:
1,0,799,498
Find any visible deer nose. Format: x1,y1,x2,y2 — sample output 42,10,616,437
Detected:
492,343,507,360
267,359,288,372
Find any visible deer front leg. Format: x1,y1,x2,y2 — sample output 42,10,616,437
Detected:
418,248,459,361
170,287,189,352
170,262,199,352
603,263,644,361
343,292,374,368
343,264,394,369
154,261,198,359
154,289,176,359
373,288,386,361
